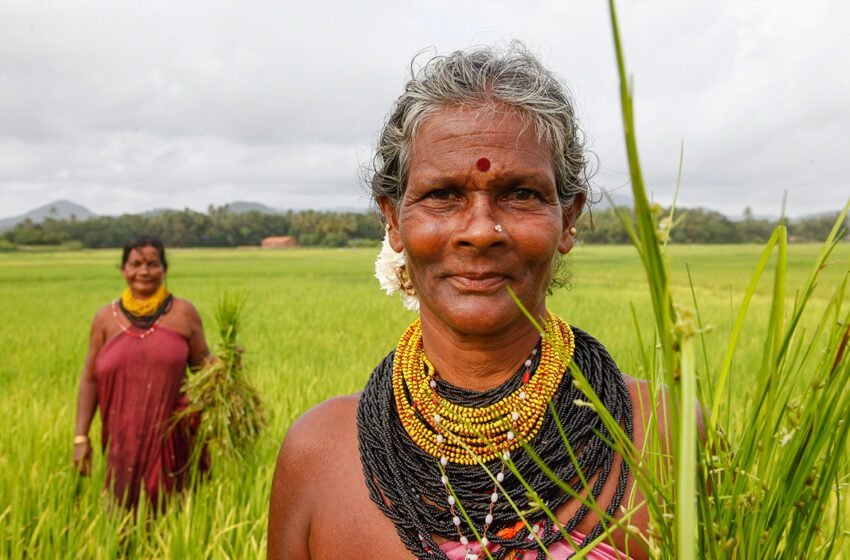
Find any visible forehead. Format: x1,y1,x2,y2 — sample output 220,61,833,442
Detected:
408,104,553,179
127,245,162,261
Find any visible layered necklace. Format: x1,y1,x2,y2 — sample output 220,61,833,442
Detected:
113,285,173,337
358,312,633,559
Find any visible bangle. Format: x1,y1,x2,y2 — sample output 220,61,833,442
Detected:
74,435,89,445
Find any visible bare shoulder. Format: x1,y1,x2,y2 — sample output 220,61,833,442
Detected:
170,297,201,319
268,393,362,559
278,392,362,459
272,392,363,498
90,303,114,340
160,297,204,341
622,374,707,447
621,374,672,451
622,373,650,392
623,374,669,413
92,303,113,326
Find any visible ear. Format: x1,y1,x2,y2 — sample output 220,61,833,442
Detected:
558,191,586,254
378,197,404,253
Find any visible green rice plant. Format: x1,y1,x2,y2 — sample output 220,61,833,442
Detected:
608,0,850,554
462,3,850,558
175,291,267,466
537,2,850,557
0,241,845,558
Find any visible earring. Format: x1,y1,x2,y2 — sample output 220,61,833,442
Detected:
395,264,416,296
569,227,577,235
375,231,420,312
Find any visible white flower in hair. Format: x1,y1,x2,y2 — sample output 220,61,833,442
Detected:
374,231,419,312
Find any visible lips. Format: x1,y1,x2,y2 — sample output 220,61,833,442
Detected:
447,272,510,292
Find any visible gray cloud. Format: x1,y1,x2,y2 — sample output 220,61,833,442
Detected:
1,0,847,219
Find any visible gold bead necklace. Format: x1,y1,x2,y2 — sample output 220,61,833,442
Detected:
392,311,575,466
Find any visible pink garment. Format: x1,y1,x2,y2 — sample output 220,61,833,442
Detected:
93,326,195,508
440,529,631,560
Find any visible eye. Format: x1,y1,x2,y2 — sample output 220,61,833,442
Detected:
427,188,456,201
507,188,540,202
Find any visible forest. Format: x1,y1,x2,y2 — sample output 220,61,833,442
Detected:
0,203,845,250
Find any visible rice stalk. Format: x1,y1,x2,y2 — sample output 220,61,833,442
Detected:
489,2,850,558
174,291,267,468
589,1,850,557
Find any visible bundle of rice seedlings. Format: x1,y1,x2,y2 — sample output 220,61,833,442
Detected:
174,291,267,467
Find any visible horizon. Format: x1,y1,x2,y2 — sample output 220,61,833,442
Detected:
2,194,836,225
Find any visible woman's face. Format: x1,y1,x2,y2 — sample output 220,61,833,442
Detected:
381,104,580,338
121,245,166,298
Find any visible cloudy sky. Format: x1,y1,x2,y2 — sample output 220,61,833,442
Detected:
1,0,847,219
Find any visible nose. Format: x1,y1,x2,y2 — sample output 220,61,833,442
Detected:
453,195,505,251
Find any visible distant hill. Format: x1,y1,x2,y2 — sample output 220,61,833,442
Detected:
1,200,365,230
142,201,284,216
223,202,371,215
140,207,174,217
224,201,282,214
0,200,95,231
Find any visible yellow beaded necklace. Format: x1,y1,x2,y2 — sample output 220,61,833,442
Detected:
393,311,575,466
120,284,170,317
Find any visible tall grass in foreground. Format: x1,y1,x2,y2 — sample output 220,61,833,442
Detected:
496,2,850,558
608,0,850,551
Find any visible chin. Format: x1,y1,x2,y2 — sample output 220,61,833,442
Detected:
423,297,541,337
133,285,160,296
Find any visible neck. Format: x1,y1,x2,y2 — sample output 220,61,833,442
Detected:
419,311,545,392
126,285,164,300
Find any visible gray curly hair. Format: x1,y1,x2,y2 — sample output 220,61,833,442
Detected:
369,41,591,212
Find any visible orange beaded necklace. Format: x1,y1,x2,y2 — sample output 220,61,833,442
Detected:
392,311,575,466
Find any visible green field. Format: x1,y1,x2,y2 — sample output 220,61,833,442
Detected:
1,243,848,558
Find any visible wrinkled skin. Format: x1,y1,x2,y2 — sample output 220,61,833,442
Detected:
380,105,580,388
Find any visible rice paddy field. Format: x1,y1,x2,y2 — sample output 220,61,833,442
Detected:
1,242,848,558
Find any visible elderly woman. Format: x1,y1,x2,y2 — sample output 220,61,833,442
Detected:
73,235,211,509
269,45,659,559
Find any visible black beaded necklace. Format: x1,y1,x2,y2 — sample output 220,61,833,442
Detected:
118,294,174,329
357,324,633,559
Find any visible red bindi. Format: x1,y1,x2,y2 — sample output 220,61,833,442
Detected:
475,157,491,172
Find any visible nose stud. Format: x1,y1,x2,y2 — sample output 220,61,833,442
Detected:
494,224,503,233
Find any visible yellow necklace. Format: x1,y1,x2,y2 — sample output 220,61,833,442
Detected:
120,285,169,317
393,311,575,465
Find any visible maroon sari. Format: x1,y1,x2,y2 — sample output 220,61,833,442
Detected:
93,326,195,508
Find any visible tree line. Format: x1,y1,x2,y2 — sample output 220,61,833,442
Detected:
1,204,845,250
1,206,383,249
582,206,845,245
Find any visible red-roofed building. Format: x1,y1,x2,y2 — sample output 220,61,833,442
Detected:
261,236,299,249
